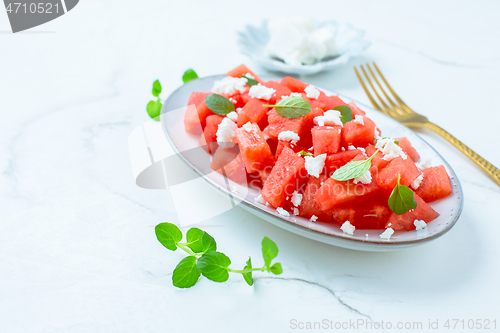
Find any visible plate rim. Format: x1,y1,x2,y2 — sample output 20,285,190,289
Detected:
161,74,464,251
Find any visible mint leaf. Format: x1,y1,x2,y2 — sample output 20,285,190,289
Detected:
263,97,311,119
197,252,231,282
297,150,313,157
242,257,253,286
270,262,283,275
388,174,418,215
205,94,235,116
186,228,216,253
155,223,182,251
241,75,258,87
333,105,353,124
331,149,379,181
152,80,162,97
261,237,279,271
182,69,199,83
172,256,200,288
147,99,162,121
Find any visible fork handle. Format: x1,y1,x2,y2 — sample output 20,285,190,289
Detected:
426,122,500,186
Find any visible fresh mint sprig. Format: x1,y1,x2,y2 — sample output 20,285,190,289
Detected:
263,96,312,119
146,79,163,121
388,174,417,215
182,69,199,83
333,105,353,124
205,94,235,116
241,75,259,87
155,223,283,288
331,149,379,181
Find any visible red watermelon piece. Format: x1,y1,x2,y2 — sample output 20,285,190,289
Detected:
261,146,307,208
298,175,332,221
263,109,310,139
312,125,342,156
226,64,263,83
348,101,366,116
237,98,270,128
201,115,224,154
342,116,377,148
280,76,308,92
396,137,420,161
331,199,390,229
415,165,453,202
376,156,421,191
211,147,246,184
315,178,379,210
385,193,439,230
263,81,293,104
365,144,390,171
317,94,348,110
323,149,363,175
235,123,275,174
184,105,203,135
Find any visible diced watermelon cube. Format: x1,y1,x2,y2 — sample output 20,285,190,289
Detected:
263,109,310,139
331,199,390,229
315,178,379,210
280,76,308,92
188,92,211,108
342,116,377,148
226,64,263,83
237,98,270,128
211,146,246,184
365,144,389,171
298,175,332,221
275,141,306,159
376,156,421,191
317,94,348,110
201,115,224,154
184,105,203,135
415,165,453,202
263,81,292,104
261,146,307,208
196,101,216,128
385,192,439,230
312,125,342,156
235,123,275,174
396,137,420,161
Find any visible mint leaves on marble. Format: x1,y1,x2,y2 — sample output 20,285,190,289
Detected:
146,79,163,121
388,174,417,215
182,69,199,83
155,223,283,288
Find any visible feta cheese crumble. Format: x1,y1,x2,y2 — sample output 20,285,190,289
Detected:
353,169,372,184
236,107,243,113
281,92,302,100
290,191,303,207
304,153,327,178
414,220,427,230
412,173,424,189
293,207,300,216
241,121,253,133
375,137,407,161
313,110,343,127
276,207,290,217
248,83,276,101
340,221,355,235
211,77,247,95
278,130,300,144
310,215,318,222
379,228,394,240
304,85,320,99
226,111,238,122
244,72,254,79
353,114,364,125
416,158,432,171
216,118,238,148
255,194,266,204
374,127,381,140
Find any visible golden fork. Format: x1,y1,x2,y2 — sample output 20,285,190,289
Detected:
354,62,500,187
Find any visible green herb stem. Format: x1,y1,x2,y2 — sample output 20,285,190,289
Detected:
227,267,266,274
176,242,200,257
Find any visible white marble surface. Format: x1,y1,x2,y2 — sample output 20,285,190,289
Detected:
1,0,500,332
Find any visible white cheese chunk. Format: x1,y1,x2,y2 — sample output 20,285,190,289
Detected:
304,153,327,178
414,219,427,230
310,215,318,222
248,83,276,101
304,85,320,99
211,77,247,95
290,191,303,207
292,207,300,216
353,114,364,125
278,130,300,144
255,194,266,204
353,169,372,184
313,110,343,127
241,121,253,133
276,207,290,217
341,221,355,235
375,137,407,161
412,173,424,189
227,111,238,122
379,228,394,240
216,118,238,148
416,158,432,171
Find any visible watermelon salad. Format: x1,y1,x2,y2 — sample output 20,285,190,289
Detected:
183,64,453,239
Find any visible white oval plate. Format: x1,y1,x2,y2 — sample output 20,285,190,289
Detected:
161,75,463,251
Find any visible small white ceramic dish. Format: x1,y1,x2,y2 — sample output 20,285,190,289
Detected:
161,75,463,251
237,20,371,75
